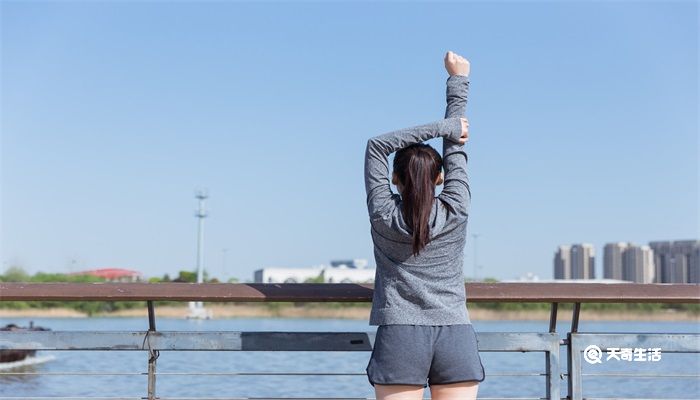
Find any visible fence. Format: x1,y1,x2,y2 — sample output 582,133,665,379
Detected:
1,282,698,400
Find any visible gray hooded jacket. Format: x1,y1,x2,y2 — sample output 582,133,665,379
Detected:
364,74,471,325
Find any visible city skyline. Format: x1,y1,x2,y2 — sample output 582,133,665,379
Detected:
555,239,699,284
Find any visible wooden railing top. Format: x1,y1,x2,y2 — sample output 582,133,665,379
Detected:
0,282,698,303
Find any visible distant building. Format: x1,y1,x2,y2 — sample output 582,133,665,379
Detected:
671,240,700,283
649,241,673,283
502,278,629,284
70,268,142,282
330,259,369,269
511,272,541,282
254,266,326,284
554,244,595,280
554,245,571,279
323,261,374,283
571,244,595,279
621,245,655,283
603,242,628,280
604,242,655,283
254,259,375,284
692,245,700,284
649,240,700,283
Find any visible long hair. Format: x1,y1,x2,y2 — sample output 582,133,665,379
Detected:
393,143,450,256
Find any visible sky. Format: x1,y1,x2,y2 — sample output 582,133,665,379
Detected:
1,1,698,283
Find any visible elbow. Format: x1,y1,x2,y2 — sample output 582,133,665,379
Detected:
365,137,375,152
365,137,385,158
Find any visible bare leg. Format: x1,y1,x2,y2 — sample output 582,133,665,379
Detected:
430,381,479,400
375,383,426,400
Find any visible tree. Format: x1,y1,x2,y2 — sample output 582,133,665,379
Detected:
175,270,197,283
304,273,325,283
2,266,30,282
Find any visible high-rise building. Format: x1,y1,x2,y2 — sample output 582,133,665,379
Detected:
604,242,655,283
554,245,571,279
603,242,628,280
690,245,700,284
649,241,672,283
554,244,595,279
621,244,655,283
672,240,700,283
571,243,595,279
649,240,700,283
641,245,656,283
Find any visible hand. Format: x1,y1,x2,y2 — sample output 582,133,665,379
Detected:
444,51,470,77
459,117,469,144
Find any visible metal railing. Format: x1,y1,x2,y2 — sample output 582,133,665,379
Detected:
0,282,698,400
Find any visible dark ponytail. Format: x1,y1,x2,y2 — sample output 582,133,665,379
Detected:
393,143,445,256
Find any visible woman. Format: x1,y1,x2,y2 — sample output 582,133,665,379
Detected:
363,51,485,400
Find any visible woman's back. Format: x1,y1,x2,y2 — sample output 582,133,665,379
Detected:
364,74,472,326
368,193,471,325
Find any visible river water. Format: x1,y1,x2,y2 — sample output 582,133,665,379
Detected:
1,316,698,399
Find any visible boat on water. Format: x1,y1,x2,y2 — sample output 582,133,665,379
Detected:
0,321,55,369
186,301,213,319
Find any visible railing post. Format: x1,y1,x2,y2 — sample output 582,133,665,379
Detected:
546,302,559,399
146,300,159,400
570,302,581,333
549,302,558,333
566,331,583,400
544,341,560,400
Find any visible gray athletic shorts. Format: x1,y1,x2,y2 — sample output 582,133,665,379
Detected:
365,324,485,388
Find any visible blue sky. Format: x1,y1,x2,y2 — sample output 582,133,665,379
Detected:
1,1,697,282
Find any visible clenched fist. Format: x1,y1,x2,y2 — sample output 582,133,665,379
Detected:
458,117,469,145
444,51,470,77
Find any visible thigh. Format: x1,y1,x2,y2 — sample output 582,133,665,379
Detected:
375,383,425,400
430,380,479,400
428,324,485,386
366,325,432,388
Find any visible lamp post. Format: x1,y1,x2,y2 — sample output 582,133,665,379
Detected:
187,189,212,319
472,233,480,281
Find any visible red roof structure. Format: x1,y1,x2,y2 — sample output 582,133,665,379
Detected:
70,268,142,282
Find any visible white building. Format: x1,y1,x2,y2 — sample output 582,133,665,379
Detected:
511,272,541,282
323,264,374,283
501,278,631,284
254,259,375,283
254,266,325,284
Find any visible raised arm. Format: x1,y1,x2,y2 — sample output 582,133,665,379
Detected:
445,74,469,118
438,51,471,220
365,118,463,221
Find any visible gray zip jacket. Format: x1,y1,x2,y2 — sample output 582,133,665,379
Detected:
364,74,471,326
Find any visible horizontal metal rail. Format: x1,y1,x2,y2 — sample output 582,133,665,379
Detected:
0,331,560,400
0,371,552,377
1,282,698,303
0,331,559,352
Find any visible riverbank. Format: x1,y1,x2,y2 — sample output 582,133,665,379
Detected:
1,304,697,321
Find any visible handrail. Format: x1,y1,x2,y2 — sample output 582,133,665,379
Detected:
0,282,698,303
